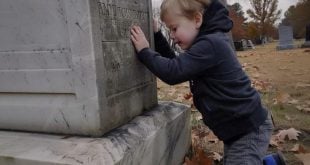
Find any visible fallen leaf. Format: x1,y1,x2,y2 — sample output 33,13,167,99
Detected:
168,88,176,96
174,94,184,102
183,149,213,165
276,128,301,141
242,63,248,68
192,128,208,139
191,107,197,111
295,82,310,88
212,152,223,161
183,157,191,165
270,138,279,147
295,153,310,165
296,105,304,111
184,93,193,100
279,66,288,70
206,131,219,144
196,114,203,121
290,144,307,153
288,99,299,105
181,83,190,88
253,65,260,71
303,107,310,113
275,92,291,104
253,72,260,78
285,115,292,121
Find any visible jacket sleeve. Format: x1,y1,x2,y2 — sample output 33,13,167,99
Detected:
137,38,217,85
154,31,176,59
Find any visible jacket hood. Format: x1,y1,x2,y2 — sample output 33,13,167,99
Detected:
199,0,233,36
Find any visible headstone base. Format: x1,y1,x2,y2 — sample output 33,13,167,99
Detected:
301,41,310,48
0,102,191,165
277,44,295,50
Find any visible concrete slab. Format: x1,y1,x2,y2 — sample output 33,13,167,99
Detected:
0,102,191,165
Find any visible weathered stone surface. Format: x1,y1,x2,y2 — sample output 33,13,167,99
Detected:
277,25,295,50
0,0,157,136
0,102,191,165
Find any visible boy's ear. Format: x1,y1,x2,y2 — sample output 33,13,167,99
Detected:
194,12,203,28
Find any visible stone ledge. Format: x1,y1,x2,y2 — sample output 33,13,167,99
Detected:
0,101,191,165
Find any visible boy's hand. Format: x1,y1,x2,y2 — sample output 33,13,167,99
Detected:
130,26,150,53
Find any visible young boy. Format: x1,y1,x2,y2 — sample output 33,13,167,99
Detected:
130,0,274,164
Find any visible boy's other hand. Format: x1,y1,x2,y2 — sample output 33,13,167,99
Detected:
130,26,150,53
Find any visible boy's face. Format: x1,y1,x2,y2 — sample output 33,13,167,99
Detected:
163,10,202,50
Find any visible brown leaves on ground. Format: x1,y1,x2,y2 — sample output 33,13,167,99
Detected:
189,126,223,164
269,128,310,164
183,149,213,165
273,92,291,105
192,127,220,146
270,128,299,147
270,128,306,153
251,79,272,93
242,62,273,93
272,91,310,113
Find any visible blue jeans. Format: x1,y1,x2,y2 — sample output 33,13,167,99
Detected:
223,112,274,165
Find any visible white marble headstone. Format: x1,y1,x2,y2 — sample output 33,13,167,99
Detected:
0,0,157,136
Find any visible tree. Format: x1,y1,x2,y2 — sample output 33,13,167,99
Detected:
228,3,247,40
281,0,310,38
246,21,260,41
246,0,281,37
231,3,246,18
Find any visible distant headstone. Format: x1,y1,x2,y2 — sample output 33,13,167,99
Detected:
247,40,255,49
301,24,310,48
277,25,294,50
234,39,248,51
234,41,243,51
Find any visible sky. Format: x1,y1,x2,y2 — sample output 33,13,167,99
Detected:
152,0,300,21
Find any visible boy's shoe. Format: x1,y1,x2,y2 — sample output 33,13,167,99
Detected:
263,152,286,165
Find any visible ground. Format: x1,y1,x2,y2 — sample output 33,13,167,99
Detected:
156,40,310,164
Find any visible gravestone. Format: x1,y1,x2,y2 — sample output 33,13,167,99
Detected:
277,25,295,50
234,39,248,51
247,40,255,49
0,0,191,164
301,24,310,48
0,0,157,136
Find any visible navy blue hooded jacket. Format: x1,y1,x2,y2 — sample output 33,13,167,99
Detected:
137,0,268,142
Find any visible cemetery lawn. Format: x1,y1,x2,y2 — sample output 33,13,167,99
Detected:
157,40,310,164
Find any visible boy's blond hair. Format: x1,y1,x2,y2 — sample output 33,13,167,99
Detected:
160,0,211,21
